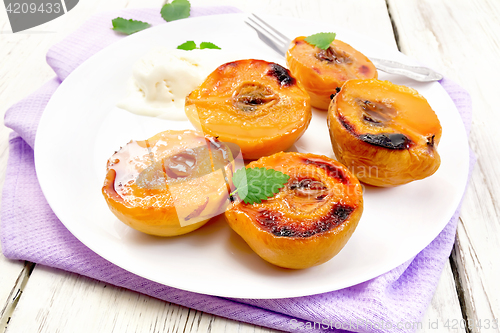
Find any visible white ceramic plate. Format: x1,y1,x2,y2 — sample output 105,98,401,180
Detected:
35,13,469,299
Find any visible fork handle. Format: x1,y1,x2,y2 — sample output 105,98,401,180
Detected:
369,57,443,82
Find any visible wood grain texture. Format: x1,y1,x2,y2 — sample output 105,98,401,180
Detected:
189,0,398,48
0,0,477,332
387,0,500,331
4,265,278,333
0,260,34,333
418,261,466,333
0,259,24,325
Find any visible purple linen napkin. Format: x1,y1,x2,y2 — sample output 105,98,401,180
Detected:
1,7,473,333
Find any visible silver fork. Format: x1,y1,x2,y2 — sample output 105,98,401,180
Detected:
245,14,443,82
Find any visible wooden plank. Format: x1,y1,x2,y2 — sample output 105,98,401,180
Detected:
0,259,32,333
387,0,500,331
4,265,278,333
0,0,469,332
418,261,466,333
0,8,35,332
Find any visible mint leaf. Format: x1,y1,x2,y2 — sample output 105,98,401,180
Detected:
177,41,221,50
232,167,290,204
232,169,249,202
177,40,197,50
161,0,191,22
200,42,221,50
111,17,151,35
305,32,336,50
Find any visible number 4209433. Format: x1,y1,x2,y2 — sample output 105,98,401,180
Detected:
6,2,62,14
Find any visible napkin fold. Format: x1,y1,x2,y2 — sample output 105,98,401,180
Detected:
1,7,473,333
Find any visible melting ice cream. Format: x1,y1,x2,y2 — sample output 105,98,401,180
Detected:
117,48,239,121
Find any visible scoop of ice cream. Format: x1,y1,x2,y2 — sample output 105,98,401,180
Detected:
117,48,239,121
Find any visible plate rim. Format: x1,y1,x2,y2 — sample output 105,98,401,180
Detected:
34,12,470,299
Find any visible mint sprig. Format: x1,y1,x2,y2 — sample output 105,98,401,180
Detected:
161,0,191,22
305,32,336,50
177,41,221,50
231,167,290,204
111,18,151,35
111,0,193,36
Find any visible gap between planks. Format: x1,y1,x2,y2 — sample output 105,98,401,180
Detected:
0,1,473,332
384,0,472,331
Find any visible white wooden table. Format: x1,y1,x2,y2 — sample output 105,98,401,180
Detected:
1,1,498,332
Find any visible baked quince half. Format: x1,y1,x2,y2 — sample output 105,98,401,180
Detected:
102,130,234,236
185,59,311,160
286,36,377,110
327,79,442,187
225,152,363,269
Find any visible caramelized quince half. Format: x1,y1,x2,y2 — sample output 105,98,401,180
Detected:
102,130,234,236
327,79,442,187
185,59,311,160
286,36,377,110
225,152,363,269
